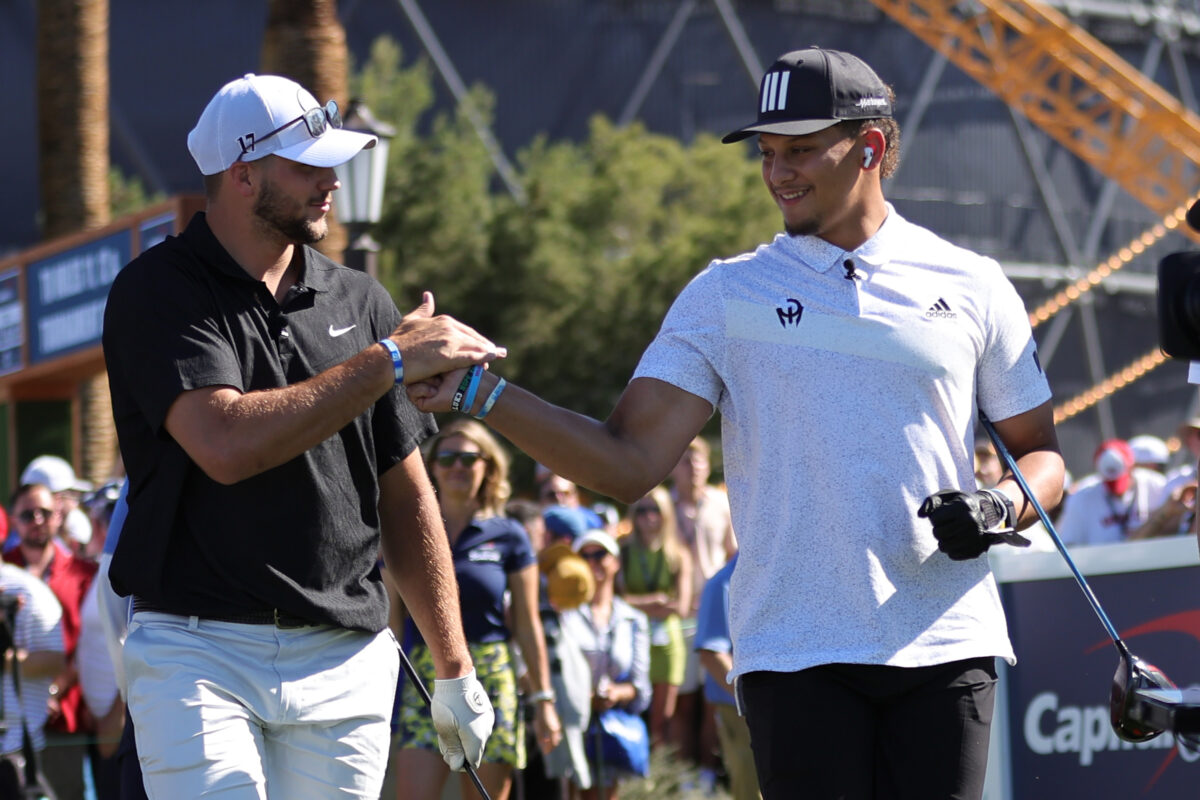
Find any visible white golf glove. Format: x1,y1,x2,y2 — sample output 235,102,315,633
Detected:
430,668,494,771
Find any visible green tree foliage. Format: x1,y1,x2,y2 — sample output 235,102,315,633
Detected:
352,38,778,484
490,118,777,420
108,167,164,218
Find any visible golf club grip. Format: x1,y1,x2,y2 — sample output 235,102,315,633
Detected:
396,642,493,800
978,412,1129,652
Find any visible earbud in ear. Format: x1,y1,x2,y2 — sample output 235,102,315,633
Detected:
862,146,875,168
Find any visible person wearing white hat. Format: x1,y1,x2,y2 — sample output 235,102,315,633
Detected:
101,73,504,798
1165,416,1200,496
20,455,92,496
1057,439,1167,546
561,529,651,797
19,455,94,557
1128,434,1171,472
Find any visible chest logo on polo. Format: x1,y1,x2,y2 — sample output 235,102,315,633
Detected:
776,298,804,328
468,544,502,563
328,324,357,337
925,298,957,319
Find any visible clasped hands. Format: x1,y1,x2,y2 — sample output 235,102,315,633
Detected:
385,294,500,414
385,293,506,388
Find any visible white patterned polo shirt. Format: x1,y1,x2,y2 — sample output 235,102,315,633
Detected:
634,205,1051,678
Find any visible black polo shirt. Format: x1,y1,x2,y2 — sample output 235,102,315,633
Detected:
102,212,436,632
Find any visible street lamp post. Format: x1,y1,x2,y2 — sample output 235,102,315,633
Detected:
334,100,396,277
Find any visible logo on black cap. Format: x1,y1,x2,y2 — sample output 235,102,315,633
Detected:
723,48,893,144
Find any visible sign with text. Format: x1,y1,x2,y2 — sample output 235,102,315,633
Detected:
1001,563,1200,797
0,270,23,376
26,229,131,364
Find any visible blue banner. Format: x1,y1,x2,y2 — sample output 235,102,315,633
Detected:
1002,565,1200,797
0,270,23,376
138,212,175,253
26,230,131,364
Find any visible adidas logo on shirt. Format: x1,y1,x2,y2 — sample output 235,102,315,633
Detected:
926,298,957,319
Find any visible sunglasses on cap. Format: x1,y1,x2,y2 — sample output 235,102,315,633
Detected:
434,451,484,469
238,100,342,159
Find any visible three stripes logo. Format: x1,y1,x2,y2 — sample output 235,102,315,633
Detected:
926,298,957,319
760,71,791,113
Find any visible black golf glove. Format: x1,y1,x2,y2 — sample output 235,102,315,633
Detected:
918,489,1030,561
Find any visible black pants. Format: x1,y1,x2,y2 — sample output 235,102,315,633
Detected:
740,657,997,800
116,717,146,800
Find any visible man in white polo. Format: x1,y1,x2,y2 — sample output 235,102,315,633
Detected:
408,47,1064,799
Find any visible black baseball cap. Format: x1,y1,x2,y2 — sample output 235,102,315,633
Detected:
722,48,893,143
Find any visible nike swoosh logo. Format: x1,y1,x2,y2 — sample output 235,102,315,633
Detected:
328,324,357,337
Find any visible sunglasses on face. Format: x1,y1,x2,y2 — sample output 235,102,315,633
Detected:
16,508,54,524
633,505,660,517
578,549,608,563
238,100,342,158
434,451,484,469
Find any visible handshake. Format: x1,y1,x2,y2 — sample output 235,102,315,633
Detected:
918,489,1031,560
382,292,507,416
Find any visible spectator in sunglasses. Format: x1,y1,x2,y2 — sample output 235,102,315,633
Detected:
561,530,651,800
4,482,98,799
394,420,562,800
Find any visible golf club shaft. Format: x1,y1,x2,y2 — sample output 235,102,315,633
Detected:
396,643,493,800
978,412,1130,656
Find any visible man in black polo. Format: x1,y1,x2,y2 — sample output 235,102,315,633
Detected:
102,73,500,798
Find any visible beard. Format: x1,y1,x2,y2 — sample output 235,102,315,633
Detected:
253,176,327,245
785,216,820,237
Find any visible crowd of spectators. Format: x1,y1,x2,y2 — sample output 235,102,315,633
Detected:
7,412,1198,800
0,454,125,800
972,414,1200,551
379,435,754,800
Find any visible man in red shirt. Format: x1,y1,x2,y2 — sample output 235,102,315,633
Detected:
6,482,98,799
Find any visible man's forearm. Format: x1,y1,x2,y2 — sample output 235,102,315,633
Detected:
186,345,396,484
18,649,65,681
169,297,505,485
479,383,649,502
465,374,712,503
998,448,1065,530
698,649,735,696
380,462,471,678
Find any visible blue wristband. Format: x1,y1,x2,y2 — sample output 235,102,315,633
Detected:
379,339,404,385
474,377,507,420
462,365,484,414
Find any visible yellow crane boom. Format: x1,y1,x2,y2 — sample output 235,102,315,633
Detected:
866,0,1200,241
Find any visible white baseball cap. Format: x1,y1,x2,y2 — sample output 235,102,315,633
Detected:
1096,448,1129,481
64,508,92,545
572,530,620,558
187,74,376,176
1128,435,1170,466
20,455,92,494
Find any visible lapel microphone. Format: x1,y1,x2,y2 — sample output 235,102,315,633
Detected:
843,259,857,280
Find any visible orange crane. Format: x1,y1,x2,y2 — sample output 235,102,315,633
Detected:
865,0,1200,243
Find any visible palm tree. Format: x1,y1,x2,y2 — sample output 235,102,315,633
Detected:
262,0,351,263
37,0,117,489
37,0,110,239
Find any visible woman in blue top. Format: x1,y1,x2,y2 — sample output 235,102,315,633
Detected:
395,420,562,800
